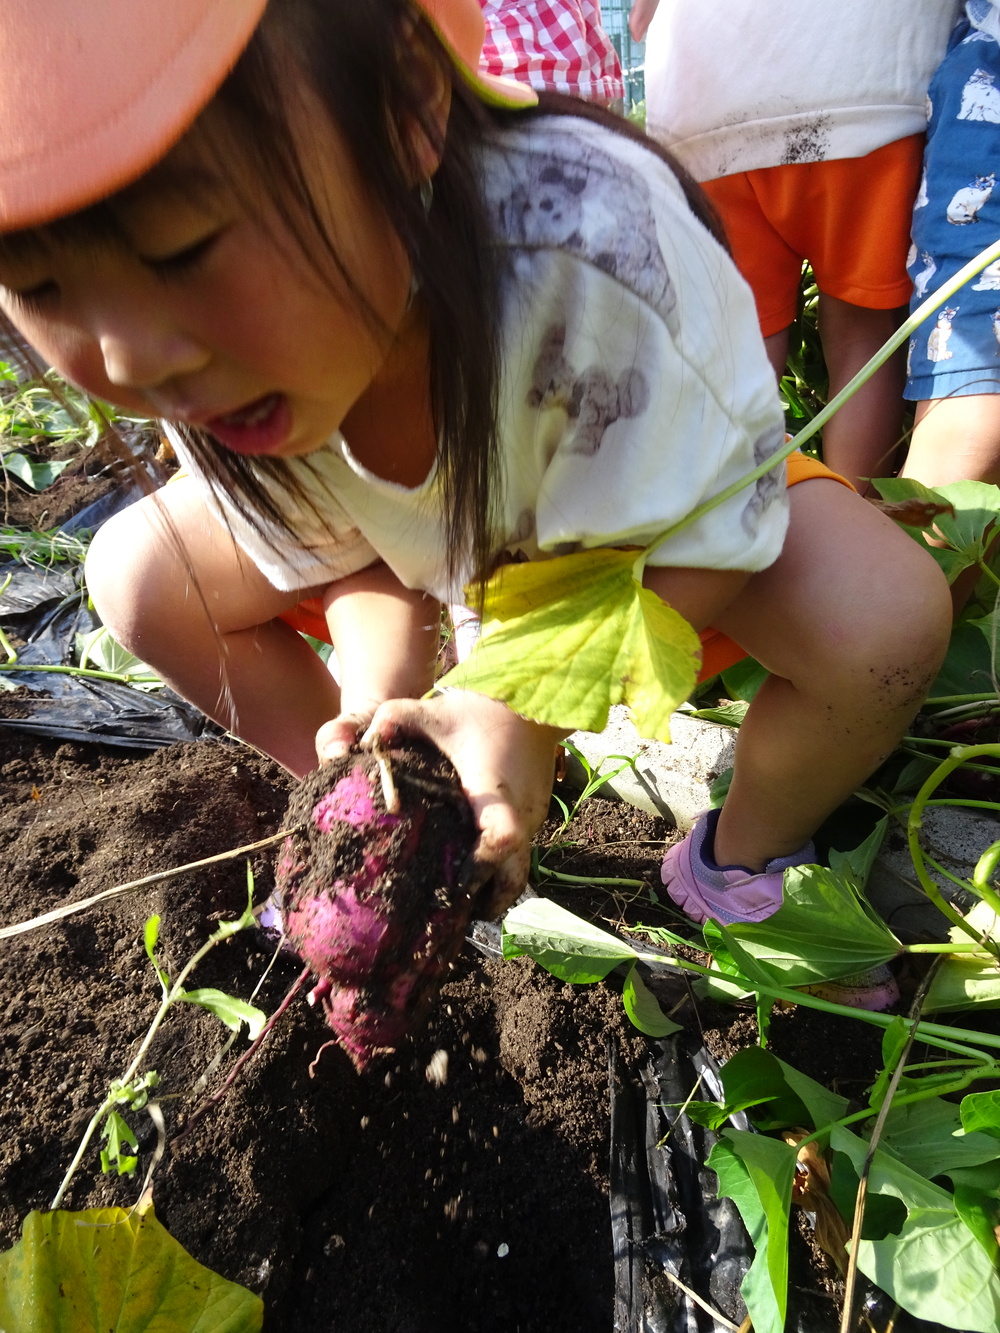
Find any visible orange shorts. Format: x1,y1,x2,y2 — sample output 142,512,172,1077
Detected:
701,134,925,338
281,451,854,685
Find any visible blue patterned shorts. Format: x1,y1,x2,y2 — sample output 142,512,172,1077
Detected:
906,17,1000,401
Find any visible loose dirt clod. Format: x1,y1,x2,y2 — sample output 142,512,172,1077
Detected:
276,741,478,1072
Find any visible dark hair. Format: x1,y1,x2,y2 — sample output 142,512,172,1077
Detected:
3,0,729,600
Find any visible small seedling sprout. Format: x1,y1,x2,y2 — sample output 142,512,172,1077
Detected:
51,869,266,1210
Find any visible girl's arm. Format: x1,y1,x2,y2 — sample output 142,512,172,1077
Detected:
313,563,560,914
630,0,661,42
327,563,750,915
316,561,441,756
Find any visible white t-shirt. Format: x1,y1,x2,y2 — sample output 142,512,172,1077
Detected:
170,117,789,606
645,0,963,182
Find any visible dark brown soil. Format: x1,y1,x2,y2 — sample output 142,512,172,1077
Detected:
0,731,909,1331
1,446,116,529
0,731,651,1332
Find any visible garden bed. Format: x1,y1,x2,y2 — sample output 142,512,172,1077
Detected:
0,732,654,1332
1,731,949,1331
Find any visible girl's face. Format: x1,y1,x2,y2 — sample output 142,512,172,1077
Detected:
0,109,413,457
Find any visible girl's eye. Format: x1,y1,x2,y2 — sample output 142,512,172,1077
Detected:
144,233,219,276
10,280,59,311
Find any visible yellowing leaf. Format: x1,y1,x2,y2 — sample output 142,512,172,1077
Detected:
442,549,701,741
0,1206,263,1333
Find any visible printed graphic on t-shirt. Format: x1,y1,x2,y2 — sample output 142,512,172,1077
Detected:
526,323,651,456
486,130,679,332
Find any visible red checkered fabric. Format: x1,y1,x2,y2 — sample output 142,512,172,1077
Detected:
479,1,624,104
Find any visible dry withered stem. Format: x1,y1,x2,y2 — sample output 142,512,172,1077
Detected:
838,958,943,1333
0,828,300,939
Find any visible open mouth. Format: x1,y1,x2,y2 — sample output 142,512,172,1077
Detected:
205,392,291,455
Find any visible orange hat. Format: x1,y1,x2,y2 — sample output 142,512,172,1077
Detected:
0,0,535,233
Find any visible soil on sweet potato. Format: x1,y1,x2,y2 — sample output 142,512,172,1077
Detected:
0,735,893,1331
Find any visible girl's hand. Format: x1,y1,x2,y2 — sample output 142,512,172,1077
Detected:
356,691,564,918
629,0,660,42
314,702,379,762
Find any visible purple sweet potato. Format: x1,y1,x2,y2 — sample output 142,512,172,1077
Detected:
275,740,478,1071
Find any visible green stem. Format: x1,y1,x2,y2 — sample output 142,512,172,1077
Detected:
0,661,160,686
637,236,1000,564
898,744,1000,777
926,701,1000,723
904,733,1000,753
629,948,998,1060
907,745,1000,947
974,838,1000,894
0,625,17,665
906,941,992,954
924,693,1000,707
797,1065,997,1154
924,798,1000,813
979,559,1000,592
535,866,648,889
51,919,247,1210
922,849,983,900
0,573,15,664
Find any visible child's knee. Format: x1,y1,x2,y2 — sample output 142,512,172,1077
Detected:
849,546,951,702
84,507,166,651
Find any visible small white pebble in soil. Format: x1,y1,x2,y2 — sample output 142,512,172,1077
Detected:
323,1235,345,1257
359,1116,369,1130
425,1049,449,1086
497,1243,509,1258
452,1105,460,1124
471,1046,488,1064
256,1258,272,1285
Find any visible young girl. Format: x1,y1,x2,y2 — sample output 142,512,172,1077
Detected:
0,0,950,1008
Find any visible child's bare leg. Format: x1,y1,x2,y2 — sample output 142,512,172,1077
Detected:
85,480,341,776
763,326,790,380
817,294,906,494
902,395,1000,612
710,479,951,870
902,394,1000,487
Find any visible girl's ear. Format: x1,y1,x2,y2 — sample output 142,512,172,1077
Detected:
397,23,453,184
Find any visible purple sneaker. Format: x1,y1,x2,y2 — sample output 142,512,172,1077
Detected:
662,810,899,1012
661,808,815,926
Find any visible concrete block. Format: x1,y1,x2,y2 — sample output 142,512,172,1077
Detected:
565,710,1000,942
566,706,736,830
866,806,995,941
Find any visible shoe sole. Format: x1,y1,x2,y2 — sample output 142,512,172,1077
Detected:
796,975,900,1013
661,840,712,925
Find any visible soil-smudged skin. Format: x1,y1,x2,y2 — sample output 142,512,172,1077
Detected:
276,741,478,1071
